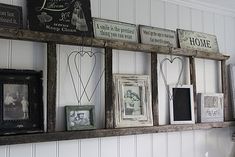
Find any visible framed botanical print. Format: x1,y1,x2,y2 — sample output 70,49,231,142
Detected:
0,69,43,135
113,74,153,128
169,85,195,124
65,105,95,131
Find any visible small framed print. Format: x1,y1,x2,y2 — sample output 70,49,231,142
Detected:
169,85,195,124
113,74,153,128
0,69,43,135
65,105,95,131
198,93,224,122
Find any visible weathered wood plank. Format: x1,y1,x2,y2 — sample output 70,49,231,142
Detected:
47,42,57,133
105,47,114,129
189,57,197,122
0,28,229,61
151,53,159,126
0,122,234,146
221,60,232,121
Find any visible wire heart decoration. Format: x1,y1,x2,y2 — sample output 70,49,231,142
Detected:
67,50,105,104
160,56,184,100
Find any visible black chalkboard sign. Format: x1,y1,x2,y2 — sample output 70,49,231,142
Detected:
27,0,93,36
170,85,195,124
0,3,23,28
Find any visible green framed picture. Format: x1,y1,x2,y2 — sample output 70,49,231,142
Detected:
65,105,96,131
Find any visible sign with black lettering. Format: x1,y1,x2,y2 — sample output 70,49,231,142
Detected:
0,3,22,28
27,0,93,36
93,18,138,43
139,25,177,47
177,29,219,53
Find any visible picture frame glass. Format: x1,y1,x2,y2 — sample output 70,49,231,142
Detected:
3,84,29,121
123,85,144,117
69,110,91,127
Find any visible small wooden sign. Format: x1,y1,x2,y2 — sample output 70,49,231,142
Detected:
0,3,22,28
27,0,93,36
177,29,219,52
93,18,138,43
139,25,177,47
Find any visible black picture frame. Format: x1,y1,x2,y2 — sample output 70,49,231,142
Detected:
0,69,43,135
27,0,93,37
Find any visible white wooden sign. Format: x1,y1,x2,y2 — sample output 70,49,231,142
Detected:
139,25,177,47
177,29,219,53
198,93,224,122
93,18,138,43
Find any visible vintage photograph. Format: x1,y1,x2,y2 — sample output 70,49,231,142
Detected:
3,84,29,120
0,69,43,135
113,74,153,128
66,105,95,131
123,85,143,117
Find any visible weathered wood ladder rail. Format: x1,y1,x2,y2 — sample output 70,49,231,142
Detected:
0,28,233,145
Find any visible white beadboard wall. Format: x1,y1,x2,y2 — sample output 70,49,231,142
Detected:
0,0,235,157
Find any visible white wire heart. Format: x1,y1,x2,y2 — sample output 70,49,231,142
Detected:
160,56,184,100
67,50,105,104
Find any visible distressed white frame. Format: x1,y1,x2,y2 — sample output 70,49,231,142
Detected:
113,74,153,128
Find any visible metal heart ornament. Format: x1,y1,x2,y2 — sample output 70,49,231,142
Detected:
67,50,104,103
160,56,184,100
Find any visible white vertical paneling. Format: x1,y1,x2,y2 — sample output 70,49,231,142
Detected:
35,142,57,157
58,140,78,157
182,131,194,157
136,134,152,157
151,0,165,28
192,9,205,93
100,0,117,20
194,130,206,157
206,129,220,157
0,39,9,68
168,132,181,157
0,146,6,157
81,139,99,157
214,14,226,52
120,135,135,157
9,144,32,157
225,16,235,63
203,11,218,93
153,133,168,157
100,137,118,157
165,2,178,30
179,6,191,30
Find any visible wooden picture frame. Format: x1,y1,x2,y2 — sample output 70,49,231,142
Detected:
169,85,195,124
113,74,153,128
198,93,224,122
65,105,96,131
0,69,43,135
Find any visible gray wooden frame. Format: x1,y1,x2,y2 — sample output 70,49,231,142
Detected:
0,28,232,145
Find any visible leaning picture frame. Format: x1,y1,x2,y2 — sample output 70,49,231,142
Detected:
229,64,235,118
0,69,43,135
65,105,96,131
169,85,195,124
113,74,153,128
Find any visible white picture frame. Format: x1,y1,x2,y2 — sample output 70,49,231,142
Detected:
113,74,153,128
198,93,224,123
169,85,195,124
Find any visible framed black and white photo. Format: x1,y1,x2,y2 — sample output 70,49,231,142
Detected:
169,85,195,124
0,69,43,135
113,74,153,128
65,105,95,131
27,0,93,36
198,93,224,122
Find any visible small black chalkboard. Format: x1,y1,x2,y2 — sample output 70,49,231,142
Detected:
0,3,23,28
27,0,93,36
170,85,195,124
